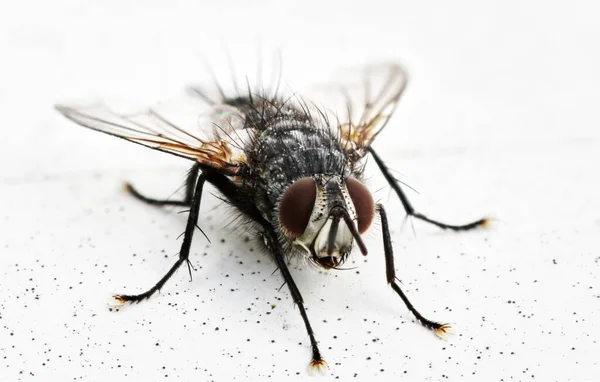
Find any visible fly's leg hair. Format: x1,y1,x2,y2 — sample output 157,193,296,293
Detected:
378,203,451,336
261,229,327,373
367,147,487,231
114,170,206,304
123,164,201,207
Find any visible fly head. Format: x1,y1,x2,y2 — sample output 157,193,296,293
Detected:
277,175,374,269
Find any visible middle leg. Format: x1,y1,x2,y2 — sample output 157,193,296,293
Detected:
368,147,487,231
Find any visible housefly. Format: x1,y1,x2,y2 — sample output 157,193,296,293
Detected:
55,60,487,372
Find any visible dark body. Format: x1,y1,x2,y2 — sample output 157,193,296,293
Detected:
55,63,487,371
232,95,353,207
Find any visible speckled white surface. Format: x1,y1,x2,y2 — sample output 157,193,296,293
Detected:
1,1,599,381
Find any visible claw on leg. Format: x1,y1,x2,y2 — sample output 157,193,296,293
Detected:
112,295,128,305
308,358,328,375
108,295,126,307
433,323,453,339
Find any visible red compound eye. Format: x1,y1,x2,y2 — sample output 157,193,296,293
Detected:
345,177,374,234
278,177,316,238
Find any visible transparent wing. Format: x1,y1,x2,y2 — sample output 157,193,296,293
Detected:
307,63,408,159
55,99,248,176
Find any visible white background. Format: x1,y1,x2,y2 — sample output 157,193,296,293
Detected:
1,0,599,381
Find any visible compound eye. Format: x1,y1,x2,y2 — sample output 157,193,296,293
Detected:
345,177,374,234
278,177,317,238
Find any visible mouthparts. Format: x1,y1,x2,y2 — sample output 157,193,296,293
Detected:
312,207,368,269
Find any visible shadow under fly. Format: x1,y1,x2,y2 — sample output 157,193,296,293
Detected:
55,57,487,373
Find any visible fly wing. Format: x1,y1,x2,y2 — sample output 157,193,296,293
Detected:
55,99,248,176
307,63,408,160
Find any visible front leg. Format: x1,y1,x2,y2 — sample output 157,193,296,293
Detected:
261,229,327,373
368,147,487,231
189,167,327,372
377,203,450,336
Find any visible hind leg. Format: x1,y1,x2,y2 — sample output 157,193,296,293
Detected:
124,164,200,207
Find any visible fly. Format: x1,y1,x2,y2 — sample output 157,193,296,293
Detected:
55,61,487,373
